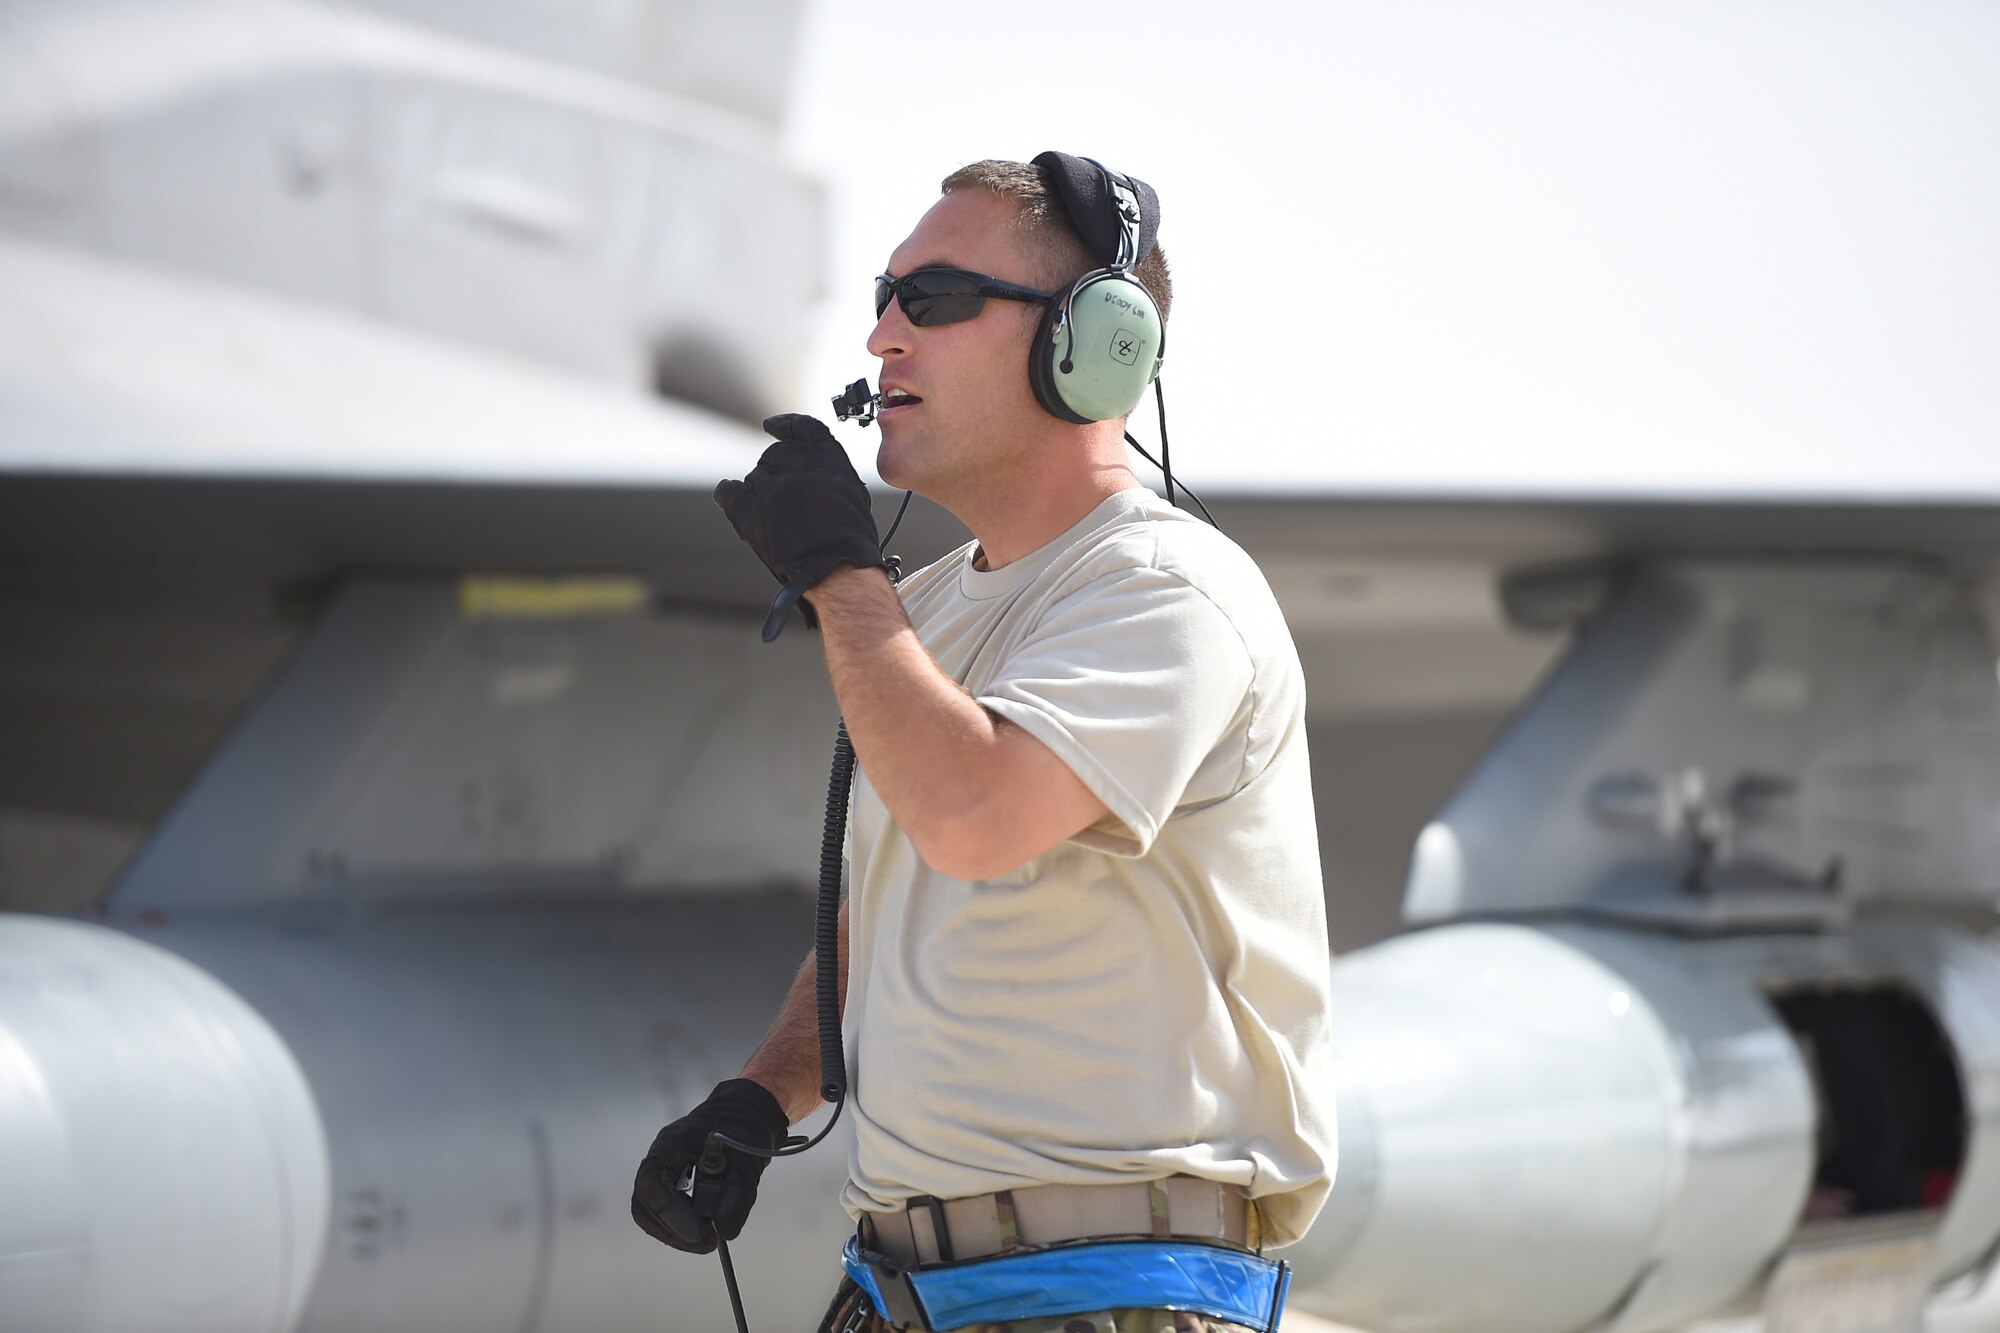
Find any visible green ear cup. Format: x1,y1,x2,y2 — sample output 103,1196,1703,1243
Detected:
1029,271,1165,424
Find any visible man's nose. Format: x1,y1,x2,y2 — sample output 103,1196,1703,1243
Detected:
867,300,911,359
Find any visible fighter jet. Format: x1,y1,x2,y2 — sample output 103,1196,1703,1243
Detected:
4,3,2000,1332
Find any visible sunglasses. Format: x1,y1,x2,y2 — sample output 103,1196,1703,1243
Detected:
874,267,1056,327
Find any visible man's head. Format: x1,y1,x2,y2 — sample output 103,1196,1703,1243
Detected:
867,157,1169,507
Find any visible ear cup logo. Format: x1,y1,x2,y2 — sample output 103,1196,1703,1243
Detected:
1110,330,1142,366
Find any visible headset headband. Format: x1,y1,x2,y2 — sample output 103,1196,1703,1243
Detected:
1031,151,1160,271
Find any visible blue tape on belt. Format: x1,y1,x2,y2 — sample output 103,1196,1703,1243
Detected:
841,1239,897,1322
843,1235,1288,1332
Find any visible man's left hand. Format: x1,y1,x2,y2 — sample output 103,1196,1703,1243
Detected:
631,1079,790,1254
714,414,888,640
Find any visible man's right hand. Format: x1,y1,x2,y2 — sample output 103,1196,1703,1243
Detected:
631,1078,790,1254
713,414,889,641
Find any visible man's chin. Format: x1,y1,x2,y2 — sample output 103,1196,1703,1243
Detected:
875,438,922,493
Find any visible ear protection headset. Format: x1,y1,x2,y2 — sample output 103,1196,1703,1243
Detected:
1027,151,1165,424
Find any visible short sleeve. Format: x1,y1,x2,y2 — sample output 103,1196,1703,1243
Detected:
976,565,1254,856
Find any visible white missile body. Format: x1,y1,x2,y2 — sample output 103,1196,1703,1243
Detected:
1299,916,2000,1332
0,903,857,1332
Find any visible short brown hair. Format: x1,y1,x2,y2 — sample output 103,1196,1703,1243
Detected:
940,159,1173,324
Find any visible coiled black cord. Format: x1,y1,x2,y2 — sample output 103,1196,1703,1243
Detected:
814,723,855,1103
705,720,855,1161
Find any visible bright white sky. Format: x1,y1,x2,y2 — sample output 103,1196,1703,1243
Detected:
781,1,2000,500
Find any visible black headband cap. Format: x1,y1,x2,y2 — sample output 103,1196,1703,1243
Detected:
1032,150,1160,269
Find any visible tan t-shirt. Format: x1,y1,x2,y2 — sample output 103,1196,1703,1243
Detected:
840,487,1335,1247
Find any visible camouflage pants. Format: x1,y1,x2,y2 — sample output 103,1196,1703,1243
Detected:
820,1277,1255,1333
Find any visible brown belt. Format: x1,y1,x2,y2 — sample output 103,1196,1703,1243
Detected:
862,1177,1254,1267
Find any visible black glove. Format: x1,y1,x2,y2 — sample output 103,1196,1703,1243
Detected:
714,414,888,641
631,1078,789,1254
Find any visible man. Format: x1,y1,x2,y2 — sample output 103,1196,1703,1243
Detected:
634,155,1336,1333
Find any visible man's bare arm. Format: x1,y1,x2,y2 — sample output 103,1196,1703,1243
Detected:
740,901,849,1125
805,564,1108,881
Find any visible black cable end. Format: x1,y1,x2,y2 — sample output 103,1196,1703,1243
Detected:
699,1136,728,1175
761,582,808,642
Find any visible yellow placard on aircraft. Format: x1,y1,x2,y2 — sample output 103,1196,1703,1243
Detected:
457,576,648,620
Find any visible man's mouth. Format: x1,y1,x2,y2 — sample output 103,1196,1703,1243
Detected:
880,388,923,411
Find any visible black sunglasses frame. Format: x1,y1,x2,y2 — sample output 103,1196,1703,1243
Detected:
874,267,1056,327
